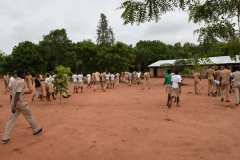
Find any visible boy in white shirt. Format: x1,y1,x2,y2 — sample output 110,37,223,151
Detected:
106,72,111,89
171,71,182,106
86,74,91,88
72,74,78,93
8,75,16,102
77,73,84,93
110,74,115,89
136,72,141,85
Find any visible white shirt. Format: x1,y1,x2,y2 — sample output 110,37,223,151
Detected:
72,74,78,82
77,74,83,82
45,77,50,84
110,74,115,81
8,77,16,95
106,73,110,80
87,74,91,80
171,74,182,89
137,72,141,78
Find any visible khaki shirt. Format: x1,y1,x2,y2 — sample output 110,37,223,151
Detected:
144,72,150,80
100,73,106,82
193,72,200,83
232,71,240,87
214,70,221,80
220,69,231,85
11,78,28,108
207,68,215,80
26,75,33,90
95,72,100,82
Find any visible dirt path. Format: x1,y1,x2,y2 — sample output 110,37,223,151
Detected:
0,78,240,160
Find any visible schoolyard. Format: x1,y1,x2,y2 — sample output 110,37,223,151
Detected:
0,78,240,160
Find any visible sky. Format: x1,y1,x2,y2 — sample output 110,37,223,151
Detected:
0,0,200,54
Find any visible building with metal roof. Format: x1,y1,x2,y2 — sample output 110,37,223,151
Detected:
148,55,240,77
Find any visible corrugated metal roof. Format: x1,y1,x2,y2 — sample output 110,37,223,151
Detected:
149,56,240,67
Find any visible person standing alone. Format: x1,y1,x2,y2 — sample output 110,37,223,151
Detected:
2,71,43,144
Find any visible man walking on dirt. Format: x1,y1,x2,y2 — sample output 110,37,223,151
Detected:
232,66,240,106
206,66,215,96
193,70,201,95
171,70,182,107
2,70,43,144
220,66,231,102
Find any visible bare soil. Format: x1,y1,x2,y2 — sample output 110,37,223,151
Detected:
0,78,240,160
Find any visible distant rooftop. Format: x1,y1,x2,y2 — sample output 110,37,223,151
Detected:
148,56,240,68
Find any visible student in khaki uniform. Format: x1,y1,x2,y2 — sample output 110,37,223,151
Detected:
25,72,33,91
220,66,231,102
95,72,100,91
91,72,96,91
193,70,201,95
2,71,43,144
214,68,221,96
115,73,120,87
232,66,240,106
106,72,111,89
100,72,106,92
128,72,133,86
206,67,215,96
143,71,151,89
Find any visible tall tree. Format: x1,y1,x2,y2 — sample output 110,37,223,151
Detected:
39,29,75,72
120,0,193,24
189,0,240,43
10,41,43,74
120,0,240,45
96,13,115,46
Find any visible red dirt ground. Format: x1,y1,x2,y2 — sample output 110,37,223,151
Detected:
0,78,240,160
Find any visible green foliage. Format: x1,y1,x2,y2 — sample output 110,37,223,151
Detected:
1,28,240,75
39,29,75,72
96,13,115,46
189,0,240,43
120,0,240,44
53,65,71,103
120,0,196,24
120,0,189,25
0,50,6,74
8,41,42,74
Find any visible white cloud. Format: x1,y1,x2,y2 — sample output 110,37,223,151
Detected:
0,0,199,54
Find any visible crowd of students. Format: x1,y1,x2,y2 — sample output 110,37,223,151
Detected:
71,71,151,93
1,70,151,144
3,73,57,103
163,65,240,108
3,65,240,144
193,65,240,106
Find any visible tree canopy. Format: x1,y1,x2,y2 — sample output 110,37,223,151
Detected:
120,0,240,44
97,13,115,46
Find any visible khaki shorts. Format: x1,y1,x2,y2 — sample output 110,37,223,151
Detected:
165,85,172,94
171,88,180,97
73,82,79,88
